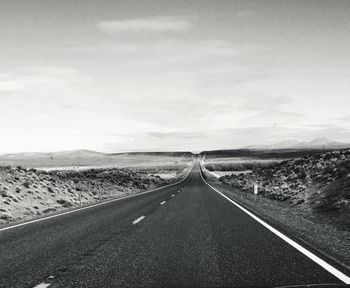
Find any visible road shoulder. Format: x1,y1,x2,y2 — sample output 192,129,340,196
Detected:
204,175,350,277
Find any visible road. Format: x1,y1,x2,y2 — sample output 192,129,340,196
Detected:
0,162,349,288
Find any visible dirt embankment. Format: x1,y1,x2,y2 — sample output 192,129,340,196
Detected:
215,150,350,219
0,166,187,226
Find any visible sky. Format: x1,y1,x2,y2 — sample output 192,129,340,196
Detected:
0,0,350,153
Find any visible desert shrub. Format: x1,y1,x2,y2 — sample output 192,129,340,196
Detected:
322,166,334,176
205,162,261,172
294,159,306,165
336,167,349,179
23,180,30,188
42,208,56,213
56,199,72,207
1,191,8,197
297,170,307,180
323,153,332,161
341,160,350,171
292,166,301,174
0,213,12,220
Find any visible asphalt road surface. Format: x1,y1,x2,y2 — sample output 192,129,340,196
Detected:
0,163,349,288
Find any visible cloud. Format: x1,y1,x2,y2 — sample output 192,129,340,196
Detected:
334,115,350,122
242,110,304,127
0,65,94,122
147,131,204,140
0,66,91,94
65,43,139,53
236,10,258,19
233,95,304,126
149,39,239,63
97,16,191,33
240,95,291,111
99,124,350,153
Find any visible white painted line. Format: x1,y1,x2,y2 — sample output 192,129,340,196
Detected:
132,215,145,225
171,194,175,197
199,167,350,284
0,161,195,233
33,283,51,288
160,201,166,205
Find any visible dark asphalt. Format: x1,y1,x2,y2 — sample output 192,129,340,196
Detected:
0,163,347,288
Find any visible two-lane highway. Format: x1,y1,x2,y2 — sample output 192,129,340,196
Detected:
0,163,349,287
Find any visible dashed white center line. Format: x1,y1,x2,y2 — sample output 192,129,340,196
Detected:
160,201,166,205
132,215,145,224
33,283,51,288
171,194,175,197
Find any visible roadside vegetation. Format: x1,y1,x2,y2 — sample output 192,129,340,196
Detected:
0,163,191,225
207,150,350,215
205,161,274,172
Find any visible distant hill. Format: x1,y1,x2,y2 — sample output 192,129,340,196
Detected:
0,150,193,169
110,151,194,157
200,148,333,160
1,149,105,159
201,138,350,159
0,149,106,168
246,138,350,150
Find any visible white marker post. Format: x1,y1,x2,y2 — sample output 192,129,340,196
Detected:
253,184,258,195
253,183,258,201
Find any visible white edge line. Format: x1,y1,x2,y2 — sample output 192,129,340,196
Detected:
199,166,350,284
160,201,166,205
33,282,51,288
0,161,195,233
132,215,145,225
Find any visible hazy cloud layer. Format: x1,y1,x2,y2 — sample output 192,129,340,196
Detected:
98,16,191,33
102,125,350,153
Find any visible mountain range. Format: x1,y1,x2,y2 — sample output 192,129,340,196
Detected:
0,150,193,168
245,138,350,150
0,138,349,168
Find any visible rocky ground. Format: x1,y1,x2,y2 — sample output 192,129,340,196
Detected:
212,150,350,219
0,165,188,226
